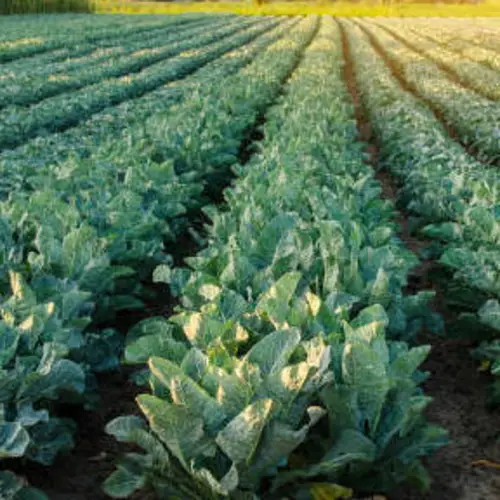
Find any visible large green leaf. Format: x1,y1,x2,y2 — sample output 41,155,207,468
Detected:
215,398,274,464
126,333,187,366
390,345,431,381
137,394,213,466
148,356,226,433
342,342,390,436
243,328,301,376
105,416,147,443
273,429,376,489
103,455,148,499
0,423,30,459
344,305,389,344
478,300,500,332
255,272,301,326
18,358,85,402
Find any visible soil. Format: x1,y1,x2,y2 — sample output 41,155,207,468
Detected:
392,337,500,500
20,368,145,500
339,19,500,500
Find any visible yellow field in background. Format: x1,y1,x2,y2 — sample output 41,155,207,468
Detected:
94,0,500,17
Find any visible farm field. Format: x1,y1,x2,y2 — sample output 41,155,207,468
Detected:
0,12,500,500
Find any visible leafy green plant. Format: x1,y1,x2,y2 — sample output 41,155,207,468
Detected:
109,284,446,498
0,471,47,500
274,306,447,493
0,16,318,496
105,322,331,498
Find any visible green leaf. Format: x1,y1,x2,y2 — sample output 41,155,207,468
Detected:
345,304,389,344
0,471,24,498
322,428,377,467
342,342,390,435
390,345,431,380
255,272,301,326
9,272,36,306
175,312,230,350
105,416,147,443
61,226,96,278
152,264,171,284
18,359,85,402
369,268,392,307
0,423,30,459
0,324,20,366
243,328,301,376
102,465,146,499
478,300,500,331
423,222,463,243
26,418,75,465
272,429,376,489
148,357,226,433
137,394,212,465
215,398,274,464
125,334,187,366
247,407,326,486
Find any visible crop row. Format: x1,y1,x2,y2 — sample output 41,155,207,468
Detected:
374,20,500,102
342,19,500,404
0,14,204,62
0,17,288,195
102,16,446,500
397,21,500,74
0,16,219,108
0,16,262,151
0,15,209,78
356,20,500,164
398,18,500,53
0,13,155,42
0,18,317,498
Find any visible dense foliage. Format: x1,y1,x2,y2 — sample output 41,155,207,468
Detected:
342,18,500,404
1,11,499,500
105,17,446,499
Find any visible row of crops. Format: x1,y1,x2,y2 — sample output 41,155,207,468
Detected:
0,12,499,500
342,18,500,405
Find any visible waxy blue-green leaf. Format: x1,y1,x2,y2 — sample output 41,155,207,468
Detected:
148,356,226,433
243,328,301,376
255,272,301,326
137,394,213,465
215,398,274,464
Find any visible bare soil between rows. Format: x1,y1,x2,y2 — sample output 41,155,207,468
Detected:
21,369,145,500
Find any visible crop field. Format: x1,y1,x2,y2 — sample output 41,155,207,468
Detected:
1,12,500,500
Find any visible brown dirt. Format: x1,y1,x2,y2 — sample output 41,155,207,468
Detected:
20,368,145,500
392,337,500,500
339,19,500,500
